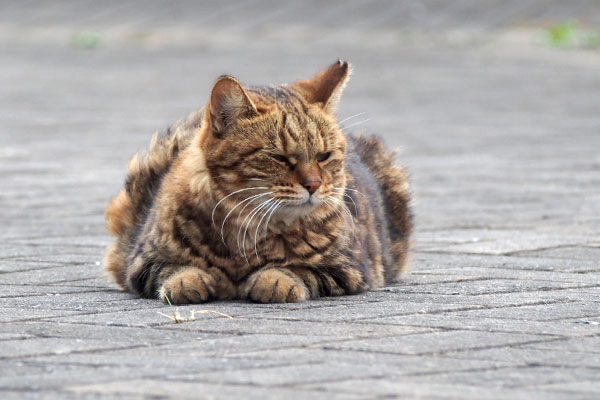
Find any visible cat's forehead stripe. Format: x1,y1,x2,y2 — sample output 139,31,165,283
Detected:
251,85,309,115
281,86,309,114
282,114,300,144
250,85,329,154
282,112,324,155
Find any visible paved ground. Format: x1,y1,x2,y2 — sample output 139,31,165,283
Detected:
1,1,599,399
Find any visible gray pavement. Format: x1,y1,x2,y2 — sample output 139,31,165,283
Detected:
1,1,599,399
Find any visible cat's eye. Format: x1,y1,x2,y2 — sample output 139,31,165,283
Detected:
316,152,331,162
271,154,292,167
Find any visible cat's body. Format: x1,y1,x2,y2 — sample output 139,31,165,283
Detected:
103,61,412,303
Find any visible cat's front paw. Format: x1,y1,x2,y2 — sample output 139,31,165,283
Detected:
159,267,217,304
243,268,308,303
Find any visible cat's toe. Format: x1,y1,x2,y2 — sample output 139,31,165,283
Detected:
244,268,308,303
159,268,217,304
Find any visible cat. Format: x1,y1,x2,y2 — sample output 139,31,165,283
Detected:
103,60,412,304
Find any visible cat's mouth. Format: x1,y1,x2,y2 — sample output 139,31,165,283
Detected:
279,192,324,208
272,192,325,224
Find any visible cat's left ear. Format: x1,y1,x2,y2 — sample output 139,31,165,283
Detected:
291,60,351,113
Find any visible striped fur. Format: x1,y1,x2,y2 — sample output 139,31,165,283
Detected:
103,61,412,304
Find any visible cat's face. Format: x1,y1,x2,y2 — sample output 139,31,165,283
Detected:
202,61,351,225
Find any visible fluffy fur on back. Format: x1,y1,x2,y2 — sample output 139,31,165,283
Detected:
104,61,412,304
104,110,201,286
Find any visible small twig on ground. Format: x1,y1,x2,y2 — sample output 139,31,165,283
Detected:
157,291,233,323
157,309,234,323
191,310,234,319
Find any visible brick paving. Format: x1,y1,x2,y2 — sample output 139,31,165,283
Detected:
1,1,599,399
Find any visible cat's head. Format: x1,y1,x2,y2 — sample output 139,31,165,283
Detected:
201,60,351,225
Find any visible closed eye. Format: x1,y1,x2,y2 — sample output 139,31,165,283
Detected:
316,152,331,162
271,154,293,168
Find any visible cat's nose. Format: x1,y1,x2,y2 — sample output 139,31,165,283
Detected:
302,178,321,195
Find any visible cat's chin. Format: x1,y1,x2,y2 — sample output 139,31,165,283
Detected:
275,198,323,226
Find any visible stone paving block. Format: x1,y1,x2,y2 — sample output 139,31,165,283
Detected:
44,300,361,327
557,287,600,304
525,335,600,354
303,378,595,400
156,315,430,338
0,320,220,347
0,284,104,298
411,251,600,274
3,291,156,313
440,343,600,368
404,267,586,285
327,330,558,356
4,235,111,248
31,352,291,376
0,332,35,341
224,347,512,373
416,229,592,255
3,253,101,266
134,333,366,358
2,391,142,400
50,277,115,289
403,365,600,391
44,305,204,327
363,313,600,337
391,277,589,297
65,380,365,400
247,299,476,322
512,246,600,261
0,265,102,286
357,307,600,336
0,363,175,392
176,361,402,387
0,243,105,258
372,289,576,309
0,337,143,360
4,353,291,393
428,301,600,322
0,307,80,324
0,260,76,273
530,381,600,396
450,289,598,309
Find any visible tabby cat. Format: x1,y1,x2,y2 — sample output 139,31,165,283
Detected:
103,60,412,304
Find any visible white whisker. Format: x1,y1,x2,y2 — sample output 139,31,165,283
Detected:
335,192,358,215
235,190,270,225
237,199,273,263
253,200,280,262
328,196,355,230
237,203,263,261
245,178,268,182
341,118,371,131
337,112,366,125
332,187,367,197
262,200,284,241
242,199,274,263
326,197,356,242
324,198,344,223
220,192,272,245
211,186,268,226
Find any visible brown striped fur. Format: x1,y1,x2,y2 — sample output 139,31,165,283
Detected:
103,61,412,304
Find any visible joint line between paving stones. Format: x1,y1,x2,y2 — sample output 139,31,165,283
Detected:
320,336,568,359
0,344,149,361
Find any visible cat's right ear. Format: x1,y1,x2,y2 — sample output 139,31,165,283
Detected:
209,76,258,135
